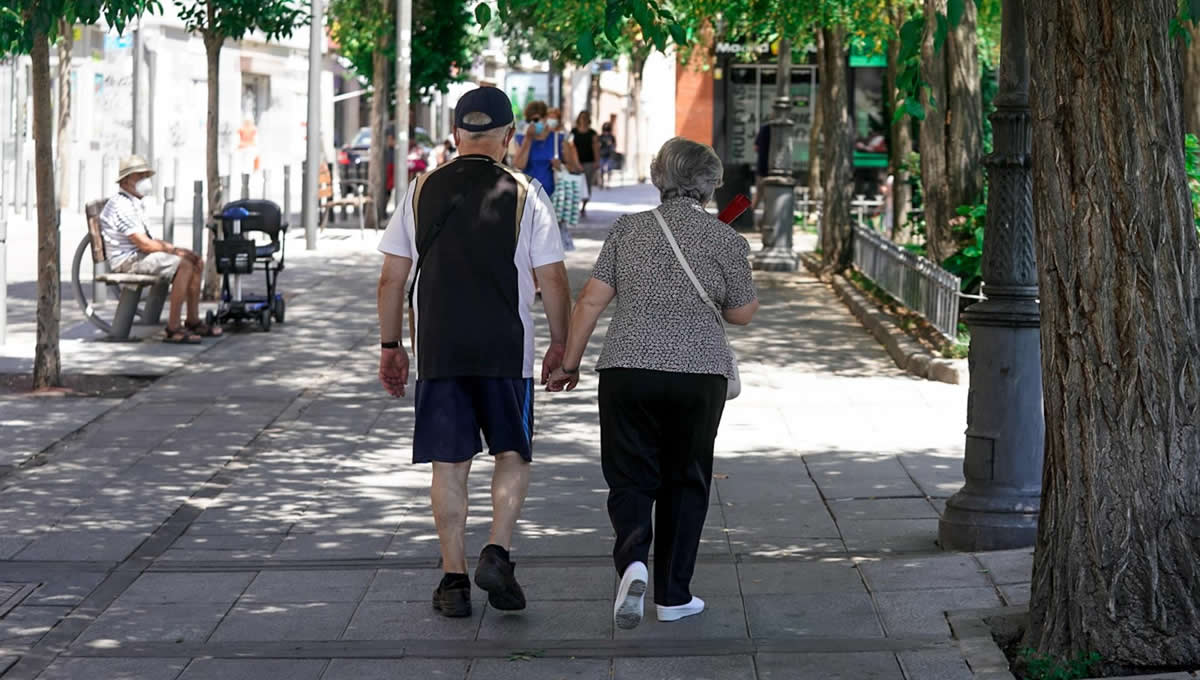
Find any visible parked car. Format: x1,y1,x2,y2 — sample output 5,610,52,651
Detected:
336,126,434,196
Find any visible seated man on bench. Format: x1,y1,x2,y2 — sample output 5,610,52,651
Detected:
100,155,222,343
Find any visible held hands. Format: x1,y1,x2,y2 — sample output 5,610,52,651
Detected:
541,343,565,386
379,347,410,397
546,366,579,392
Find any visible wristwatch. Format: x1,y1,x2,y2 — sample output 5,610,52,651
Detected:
381,340,400,349
561,366,579,375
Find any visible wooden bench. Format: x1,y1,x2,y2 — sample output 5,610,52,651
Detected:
318,162,375,237
70,199,170,339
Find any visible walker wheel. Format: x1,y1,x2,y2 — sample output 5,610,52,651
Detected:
273,296,286,323
205,310,216,327
259,307,272,332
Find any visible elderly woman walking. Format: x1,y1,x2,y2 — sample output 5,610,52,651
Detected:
547,137,759,630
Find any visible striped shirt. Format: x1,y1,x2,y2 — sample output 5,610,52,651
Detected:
99,191,149,270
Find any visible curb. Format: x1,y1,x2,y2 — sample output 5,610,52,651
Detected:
800,253,968,385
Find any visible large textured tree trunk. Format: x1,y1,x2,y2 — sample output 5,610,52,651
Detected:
1181,23,1200,135
31,32,61,389
887,0,912,240
808,28,825,209
1028,0,1200,670
920,0,953,263
367,45,389,230
56,19,73,211
819,27,852,272
946,0,982,211
202,29,222,300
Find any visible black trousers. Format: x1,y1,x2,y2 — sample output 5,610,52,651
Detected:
599,368,727,607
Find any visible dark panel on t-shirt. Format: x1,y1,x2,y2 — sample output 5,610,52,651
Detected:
414,156,524,379
573,129,598,163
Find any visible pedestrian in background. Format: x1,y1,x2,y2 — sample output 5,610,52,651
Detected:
377,87,572,619
547,137,759,630
569,111,601,218
598,122,617,189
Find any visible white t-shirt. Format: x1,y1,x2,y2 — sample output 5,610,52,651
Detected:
377,157,564,380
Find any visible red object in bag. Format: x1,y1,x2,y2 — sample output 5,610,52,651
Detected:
717,194,752,224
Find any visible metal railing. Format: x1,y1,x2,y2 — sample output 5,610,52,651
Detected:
852,222,961,339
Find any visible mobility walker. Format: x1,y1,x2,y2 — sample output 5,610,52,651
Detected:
208,199,288,331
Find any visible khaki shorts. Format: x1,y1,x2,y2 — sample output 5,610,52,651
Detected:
114,251,181,279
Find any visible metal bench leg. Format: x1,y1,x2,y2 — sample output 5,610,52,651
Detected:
111,286,144,339
140,280,170,325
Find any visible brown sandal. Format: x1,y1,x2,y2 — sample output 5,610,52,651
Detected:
164,326,203,344
186,321,224,337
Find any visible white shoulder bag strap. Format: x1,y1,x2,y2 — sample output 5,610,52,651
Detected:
652,208,741,400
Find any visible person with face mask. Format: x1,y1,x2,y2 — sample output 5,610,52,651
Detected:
513,101,583,197
99,155,219,343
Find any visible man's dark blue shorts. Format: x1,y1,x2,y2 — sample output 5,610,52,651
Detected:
413,377,534,464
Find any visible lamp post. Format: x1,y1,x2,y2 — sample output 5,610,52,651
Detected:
938,0,1043,551
394,0,411,207
752,39,799,272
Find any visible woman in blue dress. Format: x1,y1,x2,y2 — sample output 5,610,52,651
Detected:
513,100,566,194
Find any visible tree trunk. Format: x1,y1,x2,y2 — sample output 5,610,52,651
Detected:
920,0,954,263
631,72,644,183
31,32,61,389
887,0,913,240
202,30,222,300
819,26,853,272
1028,0,1200,670
946,0,982,209
808,28,826,208
56,19,73,211
1181,23,1200,135
367,45,389,230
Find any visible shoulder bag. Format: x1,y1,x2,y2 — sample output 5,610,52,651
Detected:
652,208,741,400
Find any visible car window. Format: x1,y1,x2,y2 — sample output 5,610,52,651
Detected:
351,128,372,147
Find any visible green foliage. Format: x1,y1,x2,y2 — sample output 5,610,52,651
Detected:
330,0,477,99
174,0,306,44
480,0,679,65
1184,133,1200,235
1017,649,1101,680
0,0,157,55
941,201,985,293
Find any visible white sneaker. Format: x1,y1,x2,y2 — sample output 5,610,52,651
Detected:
656,596,706,622
613,561,648,630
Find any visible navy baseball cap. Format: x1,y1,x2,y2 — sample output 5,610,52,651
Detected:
454,87,515,132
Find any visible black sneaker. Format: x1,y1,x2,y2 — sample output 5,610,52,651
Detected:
432,575,472,618
474,544,526,611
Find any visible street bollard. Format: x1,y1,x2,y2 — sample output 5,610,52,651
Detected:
24,161,31,221
77,159,85,213
162,186,175,243
283,165,292,226
220,175,229,206
300,160,307,239
173,158,181,198
241,173,250,200
262,169,270,203
192,180,204,255
0,215,7,344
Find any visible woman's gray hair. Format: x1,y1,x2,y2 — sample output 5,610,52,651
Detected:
650,137,723,203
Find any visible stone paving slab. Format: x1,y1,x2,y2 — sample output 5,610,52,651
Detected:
756,651,905,679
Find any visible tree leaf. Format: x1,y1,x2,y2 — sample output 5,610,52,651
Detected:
668,21,686,46
947,0,965,28
934,13,948,54
474,2,491,26
576,30,595,62
904,97,926,120
1191,0,1200,24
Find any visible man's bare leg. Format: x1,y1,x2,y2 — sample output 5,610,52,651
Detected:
432,459,473,574
488,451,530,551
186,261,202,324
167,259,193,329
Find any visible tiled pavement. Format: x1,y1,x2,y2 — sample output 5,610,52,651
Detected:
0,186,1032,678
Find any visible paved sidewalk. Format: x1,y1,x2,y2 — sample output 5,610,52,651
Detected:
0,184,1031,679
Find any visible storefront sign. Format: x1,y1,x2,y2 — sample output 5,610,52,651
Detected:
715,42,770,55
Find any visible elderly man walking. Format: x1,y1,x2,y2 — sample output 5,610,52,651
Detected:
100,155,221,343
377,87,571,618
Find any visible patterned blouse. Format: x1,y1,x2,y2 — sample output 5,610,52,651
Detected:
591,197,757,380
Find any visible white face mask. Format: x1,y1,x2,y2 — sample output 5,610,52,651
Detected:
546,118,559,130
134,178,154,196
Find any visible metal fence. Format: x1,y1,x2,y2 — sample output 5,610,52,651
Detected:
851,222,961,339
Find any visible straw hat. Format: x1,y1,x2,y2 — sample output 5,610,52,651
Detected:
116,155,155,183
